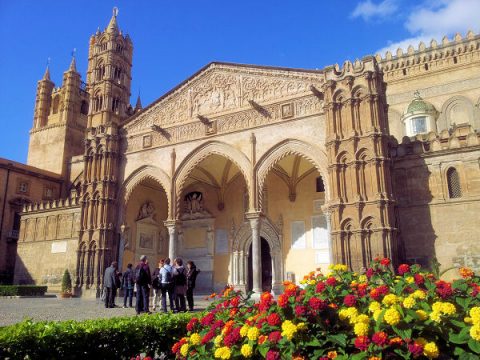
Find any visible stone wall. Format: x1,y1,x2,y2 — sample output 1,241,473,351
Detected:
392,125,480,277
14,198,81,291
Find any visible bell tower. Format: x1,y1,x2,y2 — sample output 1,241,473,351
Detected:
86,7,133,127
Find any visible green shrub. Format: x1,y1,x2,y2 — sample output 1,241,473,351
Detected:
0,285,47,297
0,312,193,359
61,269,72,294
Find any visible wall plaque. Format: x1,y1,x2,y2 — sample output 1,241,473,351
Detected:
51,241,67,253
312,215,328,249
215,229,228,254
291,221,306,249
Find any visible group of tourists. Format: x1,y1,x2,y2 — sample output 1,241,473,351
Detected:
102,255,200,315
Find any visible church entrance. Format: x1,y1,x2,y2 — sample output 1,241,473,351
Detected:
247,237,272,293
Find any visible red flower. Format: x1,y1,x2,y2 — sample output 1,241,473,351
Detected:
326,276,337,286
398,264,410,275
357,283,368,297
295,305,307,316
436,280,453,299
316,281,326,293
202,330,216,345
268,331,282,343
200,313,215,326
414,273,424,285
267,313,281,326
408,342,424,357
354,336,370,351
211,319,225,330
266,350,281,360
186,317,199,332
230,296,240,307
224,327,241,347
366,268,375,278
278,294,289,308
256,317,267,328
343,294,356,307
370,285,388,301
380,258,391,266
258,335,267,344
308,297,326,311
372,331,388,346
261,292,273,304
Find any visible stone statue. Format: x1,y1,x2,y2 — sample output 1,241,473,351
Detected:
137,201,155,220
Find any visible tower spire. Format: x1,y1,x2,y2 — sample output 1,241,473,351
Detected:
106,7,119,34
43,58,51,80
68,48,77,72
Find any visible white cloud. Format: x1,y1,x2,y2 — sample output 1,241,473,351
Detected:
375,0,480,55
351,0,398,21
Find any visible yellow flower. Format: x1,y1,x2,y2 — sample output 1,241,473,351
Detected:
413,290,426,299
416,310,428,320
308,279,316,285
241,344,253,358
214,335,223,347
384,308,401,326
190,333,201,345
215,346,232,359
338,309,348,320
470,307,480,324
470,324,480,341
423,342,439,359
333,264,348,272
240,325,249,337
382,294,399,306
432,302,443,312
416,337,427,346
369,301,381,313
281,320,298,340
180,343,189,357
429,311,442,323
297,322,307,331
440,302,456,315
247,327,260,341
403,296,416,309
354,322,369,336
465,317,473,324
359,275,367,283
406,276,415,284
369,357,381,360
355,314,370,324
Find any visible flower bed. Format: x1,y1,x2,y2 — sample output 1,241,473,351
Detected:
0,285,47,297
173,259,480,359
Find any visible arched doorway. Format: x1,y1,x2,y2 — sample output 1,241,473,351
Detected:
247,237,272,292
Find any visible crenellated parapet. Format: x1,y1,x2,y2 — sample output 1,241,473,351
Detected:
392,124,480,158
376,31,480,82
22,195,80,214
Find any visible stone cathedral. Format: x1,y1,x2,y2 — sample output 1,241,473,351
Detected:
5,10,480,296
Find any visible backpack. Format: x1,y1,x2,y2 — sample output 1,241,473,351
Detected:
135,265,147,285
175,267,186,286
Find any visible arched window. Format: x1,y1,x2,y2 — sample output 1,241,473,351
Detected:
80,100,89,115
447,168,462,198
52,96,60,114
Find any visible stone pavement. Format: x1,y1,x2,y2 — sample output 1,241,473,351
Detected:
0,294,213,327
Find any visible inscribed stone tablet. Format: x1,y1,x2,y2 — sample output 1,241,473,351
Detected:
51,241,67,253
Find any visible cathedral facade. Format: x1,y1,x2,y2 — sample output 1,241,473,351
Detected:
9,11,480,295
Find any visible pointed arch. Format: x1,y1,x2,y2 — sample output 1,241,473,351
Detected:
174,141,252,218
255,139,329,210
120,165,172,219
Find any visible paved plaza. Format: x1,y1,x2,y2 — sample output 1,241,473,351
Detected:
0,295,212,327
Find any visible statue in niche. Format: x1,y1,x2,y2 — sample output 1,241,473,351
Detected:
137,201,155,221
181,191,212,220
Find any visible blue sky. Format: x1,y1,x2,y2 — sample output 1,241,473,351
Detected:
1,0,479,163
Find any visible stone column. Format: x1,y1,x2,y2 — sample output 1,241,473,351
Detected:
247,214,262,294
164,220,179,261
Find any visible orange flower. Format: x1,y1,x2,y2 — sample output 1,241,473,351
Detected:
328,350,338,359
209,293,217,298
229,308,238,317
389,337,403,346
369,357,381,360
258,335,267,344
329,303,338,309
460,267,475,279
292,355,305,360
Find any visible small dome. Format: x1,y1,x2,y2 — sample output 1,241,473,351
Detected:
405,91,436,115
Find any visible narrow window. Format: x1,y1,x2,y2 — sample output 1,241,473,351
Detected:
411,116,427,134
402,69,407,76
316,176,325,192
424,63,429,70
453,56,458,64
447,168,462,198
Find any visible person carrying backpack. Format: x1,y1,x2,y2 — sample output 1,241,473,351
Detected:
186,260,201,311
173,257,187,312
121,263,135,308
134,255,151,315
160,258,175,312
151,259,164,311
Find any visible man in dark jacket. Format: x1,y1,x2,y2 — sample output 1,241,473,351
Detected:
103,261,118,308
135,255,152,315
122,263,134,308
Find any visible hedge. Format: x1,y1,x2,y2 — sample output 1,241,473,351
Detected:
0,312,193,359
0,285,47,297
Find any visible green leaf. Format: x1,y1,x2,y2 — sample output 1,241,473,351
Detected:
350,352,368,360
468,338,480,354
450,327,471,344
327,333,347,347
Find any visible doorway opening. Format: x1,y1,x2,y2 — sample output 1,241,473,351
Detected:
247,237,272,292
